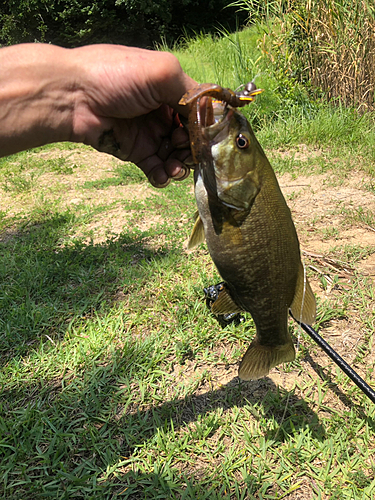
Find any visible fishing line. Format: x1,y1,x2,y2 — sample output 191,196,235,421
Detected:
290,312,375,405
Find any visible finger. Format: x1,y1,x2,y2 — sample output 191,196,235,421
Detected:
166,74,197,118
157,126,191,162
148,170,171,188
141,156,190,188
171,125,190,149
173,165,190,181
152,55,197,117
157,136,173,162
139,155,171,188
164,159,190,182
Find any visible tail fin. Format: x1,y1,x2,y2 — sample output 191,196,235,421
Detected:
238,338,295,381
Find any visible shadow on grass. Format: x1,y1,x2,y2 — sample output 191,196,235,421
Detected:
0,214,356,498
0,213,173,362
304,352,375,428
0,346,327,498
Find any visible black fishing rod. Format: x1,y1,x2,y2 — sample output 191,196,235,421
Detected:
291,313,375,405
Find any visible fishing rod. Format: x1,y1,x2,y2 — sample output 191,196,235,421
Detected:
291,313,375,405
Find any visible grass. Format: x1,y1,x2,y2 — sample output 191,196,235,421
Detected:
1,26,375,500
232,0,375,110
82,164,146,190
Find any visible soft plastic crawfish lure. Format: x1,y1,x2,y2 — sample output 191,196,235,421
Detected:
179,81,263,164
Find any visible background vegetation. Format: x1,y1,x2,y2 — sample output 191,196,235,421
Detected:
2,0,373,109
233,0,375,110
0,0,246,48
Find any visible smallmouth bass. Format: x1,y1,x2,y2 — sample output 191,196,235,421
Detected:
179,86,316,380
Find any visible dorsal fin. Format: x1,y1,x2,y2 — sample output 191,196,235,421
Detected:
187,212,205,249
290,262,316,326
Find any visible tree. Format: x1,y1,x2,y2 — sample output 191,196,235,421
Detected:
0,0,246,48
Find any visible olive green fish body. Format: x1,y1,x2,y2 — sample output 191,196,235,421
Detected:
195,157,298,338
188,99,316,380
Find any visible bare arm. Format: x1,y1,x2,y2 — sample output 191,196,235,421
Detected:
0,43,196,187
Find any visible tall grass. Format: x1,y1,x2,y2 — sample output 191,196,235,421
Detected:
233,0,375,110
168,27,318,128
294,0,375,111
162,29,263,90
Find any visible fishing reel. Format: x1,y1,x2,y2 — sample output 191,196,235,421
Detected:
203,282,244,327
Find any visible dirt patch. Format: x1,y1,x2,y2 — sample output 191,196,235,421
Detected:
279,170,375,256
0,147,158,243
35,146,122,170
61,183,156,210
34,148,155,209
280,171,375,219
270,143,325,162
358,253,375,276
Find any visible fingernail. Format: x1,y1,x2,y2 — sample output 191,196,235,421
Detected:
148,173,171,188
175,140,190,149
173,166,190,181
183,156,195,167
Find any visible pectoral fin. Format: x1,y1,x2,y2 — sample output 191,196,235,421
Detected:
290,262,316,326
187,212,205,249
210,287,242,315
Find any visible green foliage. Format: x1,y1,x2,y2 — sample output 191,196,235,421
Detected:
173,26,320,130
0,0,247,47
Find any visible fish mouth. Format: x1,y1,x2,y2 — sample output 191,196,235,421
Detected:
199,99,256,211
199,98,233,144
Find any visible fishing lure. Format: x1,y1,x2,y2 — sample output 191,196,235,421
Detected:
179,81,263,164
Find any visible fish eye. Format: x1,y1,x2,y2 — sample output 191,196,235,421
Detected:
236,134,249,149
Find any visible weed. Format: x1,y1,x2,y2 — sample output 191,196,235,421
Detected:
45,156,78,174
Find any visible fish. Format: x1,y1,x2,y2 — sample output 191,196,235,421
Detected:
179,85,316,380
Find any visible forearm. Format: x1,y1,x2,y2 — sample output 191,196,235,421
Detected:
0,44,78,156
0,43,194,185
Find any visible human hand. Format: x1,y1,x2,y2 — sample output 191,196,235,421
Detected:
70,45,197,187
